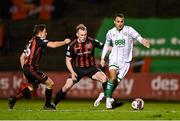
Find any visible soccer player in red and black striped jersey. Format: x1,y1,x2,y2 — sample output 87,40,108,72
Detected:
8,24,71,110
52,24,109,107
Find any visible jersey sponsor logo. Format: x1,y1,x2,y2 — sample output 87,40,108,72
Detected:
77,51,91,55
115,39,125,47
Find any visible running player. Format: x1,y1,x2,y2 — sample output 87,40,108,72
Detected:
94,13,150,109
52,24,109,108
8,24,71,110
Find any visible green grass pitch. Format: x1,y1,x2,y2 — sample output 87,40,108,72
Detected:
0,99,180,120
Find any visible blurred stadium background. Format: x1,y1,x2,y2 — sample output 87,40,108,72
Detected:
0,0,180,102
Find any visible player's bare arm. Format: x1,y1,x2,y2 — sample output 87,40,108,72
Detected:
100,58,106,67
100,45,112,67
108,46,112,51
20,52,27,68
141,38,150,48
66,56,77,80
47,38,71,48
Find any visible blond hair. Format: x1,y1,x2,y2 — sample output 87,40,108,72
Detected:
76,24,87,32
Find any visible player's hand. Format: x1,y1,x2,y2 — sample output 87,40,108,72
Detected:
108,46,112,51
145,41,150,48
100,59,106,67
142,38,150,48
64,38,71,44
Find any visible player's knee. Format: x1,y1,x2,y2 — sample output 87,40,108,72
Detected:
45,80,54,89
62,86,70,92
28,85,34,91
63,78,74,92
49,81,54,88
110,76,117,82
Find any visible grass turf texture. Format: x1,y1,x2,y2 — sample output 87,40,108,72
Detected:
0,99,180,120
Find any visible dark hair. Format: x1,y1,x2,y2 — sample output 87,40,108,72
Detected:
76,24,87,32
113,13,124,20
33,24,46,35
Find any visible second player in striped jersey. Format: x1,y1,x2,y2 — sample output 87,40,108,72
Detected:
52,24,109,108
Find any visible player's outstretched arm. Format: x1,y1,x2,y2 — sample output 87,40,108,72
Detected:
141,38,150,48
47,38,71,48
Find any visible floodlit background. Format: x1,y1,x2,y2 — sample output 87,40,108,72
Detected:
0,0,180,100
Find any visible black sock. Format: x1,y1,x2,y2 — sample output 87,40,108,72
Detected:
15,87,31,100
53,89,66,105
45,88,52,106
112,81,118,92
102,81,107,92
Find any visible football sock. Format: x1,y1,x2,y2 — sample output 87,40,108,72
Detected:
15,87,31,100
112,81,118,92
45,88,52,106
105,80,114,97
53,89,66,105
102,81,107,92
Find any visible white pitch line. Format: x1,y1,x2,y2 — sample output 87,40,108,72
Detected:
3,109,180,113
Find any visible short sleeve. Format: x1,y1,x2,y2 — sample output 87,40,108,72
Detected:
66,45,74,57
105,30,111,45
87,36,103,49
93,39,104,49
129,26,143,42
41,39,49,46
37,38,49,47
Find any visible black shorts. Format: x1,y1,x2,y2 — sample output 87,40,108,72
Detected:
73,66,101,82
23,64,48,85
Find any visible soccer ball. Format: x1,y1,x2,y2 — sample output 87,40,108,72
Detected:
131,98,144,110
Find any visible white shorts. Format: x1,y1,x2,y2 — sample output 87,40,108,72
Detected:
109,60,130,82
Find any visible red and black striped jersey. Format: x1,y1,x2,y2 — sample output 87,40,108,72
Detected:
23,36,49,67
66,36,104,68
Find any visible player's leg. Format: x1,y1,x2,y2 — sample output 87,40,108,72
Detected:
8,68,34,109
91,66,117,108
89,67,108,93
53,78,75,107
92,71,107,107
105,68,118,109
28,67,55,110
94,81,118,107
106,62,130,109
106,62,128,97
53,67,83,108
92,71,108,90
106,69,117,96
43,77,55,109
8,84,33,109
116,62,130,83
